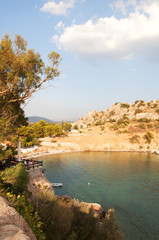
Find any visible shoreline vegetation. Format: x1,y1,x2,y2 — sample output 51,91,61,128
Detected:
0,160,123,240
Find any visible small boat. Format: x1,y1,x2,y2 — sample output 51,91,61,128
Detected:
52,183,63,187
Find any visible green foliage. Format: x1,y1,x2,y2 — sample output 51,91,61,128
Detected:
120,103,130,109
16,121,63,147
95,120,103,126
109,118,116,123
147,123,153,129
138,123,146,129
35,191,123,240
110,124,118,131
144,131,154,144
156,109,159,114
100,126,105,131
108,111,115,118
134,100,140,105
152,103,158,108
137,100,145,108
138,118,150,123
116,118,129,128
129,135,140,144
0,144,17,161
73,125,79,130
62,121,72,132
0,163,29,194
135,109,143,114
0,164,45,239
0,34,61,140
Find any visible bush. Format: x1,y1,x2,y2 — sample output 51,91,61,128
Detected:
138,118,151,123
108,111,115,118
0,163,29,194
109,119,116,123
35,191,123,240
129,135,140,144
135,109,143,114
152,103,158,108
156,109,159,114
100,126,105,131
137,100,145,108
110,124,118,131
138,123,146,129
117,118,129,127
120,103,130,109
144,131,154,144
73,125,79,130
95,120,103,126
147,123,153,128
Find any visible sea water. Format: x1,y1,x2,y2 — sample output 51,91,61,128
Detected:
38,152,159,240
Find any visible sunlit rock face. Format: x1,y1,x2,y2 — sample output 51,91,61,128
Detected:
0,196,36,240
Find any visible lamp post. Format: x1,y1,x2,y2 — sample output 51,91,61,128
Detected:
18,136,21,161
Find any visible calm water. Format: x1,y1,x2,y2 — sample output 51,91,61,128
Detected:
38,152,159,240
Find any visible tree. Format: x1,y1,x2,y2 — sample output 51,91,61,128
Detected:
0,34,62,139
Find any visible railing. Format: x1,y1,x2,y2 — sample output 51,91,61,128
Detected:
24,160,43,171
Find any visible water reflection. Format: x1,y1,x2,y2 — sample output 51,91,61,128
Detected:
38,152,159,240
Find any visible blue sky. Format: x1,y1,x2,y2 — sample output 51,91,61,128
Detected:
1,0,159,121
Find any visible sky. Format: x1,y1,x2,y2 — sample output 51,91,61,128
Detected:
1,0,159,121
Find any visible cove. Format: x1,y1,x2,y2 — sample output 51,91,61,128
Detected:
38,152,159,240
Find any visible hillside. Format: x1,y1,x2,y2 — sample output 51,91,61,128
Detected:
74,100,159,128
28,116,60,123
39,100,159,154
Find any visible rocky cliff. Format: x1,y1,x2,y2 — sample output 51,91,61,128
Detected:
0,196,36,240
75,100,159,128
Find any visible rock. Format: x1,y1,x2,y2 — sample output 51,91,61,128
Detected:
0,196,36,240
74,100,159,127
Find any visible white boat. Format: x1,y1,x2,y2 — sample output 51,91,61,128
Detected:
52,183,63,187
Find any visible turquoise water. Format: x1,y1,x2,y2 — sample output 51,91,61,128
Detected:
38,152,159,240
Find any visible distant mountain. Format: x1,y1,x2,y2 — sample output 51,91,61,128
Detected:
28,116,61,123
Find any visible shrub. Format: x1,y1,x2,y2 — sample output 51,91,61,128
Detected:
35,191,123,240
135,109,143,114
129,135,140,144
156,109,159,114
100,126,105,131
138,123,146,129
138,100,145,108
0,163,29,194
73,125,79,130
110,124,118,131
144,131,154,144
120,103,130,109
135,100,140,105
138,118,151,123
117,118,129,127
109,111,115,118
95,120,103,126
109,118,116,123
152,103,158,108
147,124,153,128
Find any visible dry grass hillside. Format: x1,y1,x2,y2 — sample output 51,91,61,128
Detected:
40,100,159,154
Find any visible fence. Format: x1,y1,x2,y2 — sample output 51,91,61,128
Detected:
23,160,43,171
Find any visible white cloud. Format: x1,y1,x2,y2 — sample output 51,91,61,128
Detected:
110,0,137,15
53,0,159,61
40,0,75,15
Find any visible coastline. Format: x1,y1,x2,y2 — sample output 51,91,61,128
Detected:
22,147,159,160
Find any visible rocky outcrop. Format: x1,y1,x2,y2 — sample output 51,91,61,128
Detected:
0,196,36,240
58,195,105,220
75,100,159,128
